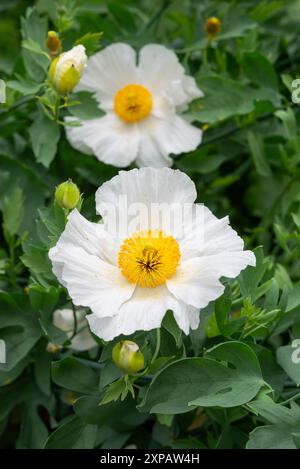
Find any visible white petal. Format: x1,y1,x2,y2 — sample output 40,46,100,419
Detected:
53,308,75,332
65,114,139,167
166,258,225,309
49,209,119,269
64,117,94,155
53,307,97,351
76,43,138,111
87,285,171,340
147,115,202,157
198,251,256,278
168,299,200,335
179,205,245,261
95,167,197,236
57,245,135,317
96,167,196,209
70,326,97,351
182,75,204,101
135,125,173,168
138,44,203,107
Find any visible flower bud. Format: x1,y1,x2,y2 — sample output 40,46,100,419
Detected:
205,17,222,40
112,340,145,374
48,45,87,95
46,342,62,354
46,31,61,56
55,180,80,210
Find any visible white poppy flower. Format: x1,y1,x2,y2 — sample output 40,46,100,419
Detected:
53,307,96,351
49,167,255,341
65,43,203,168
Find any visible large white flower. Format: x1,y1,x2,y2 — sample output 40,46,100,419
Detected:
49,168,255,341
65,43,203,168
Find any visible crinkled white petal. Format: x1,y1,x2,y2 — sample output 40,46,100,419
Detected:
76,43,138,111
96,167,196,211
95,167,197,237
166,258,225,309
49,209,119,272
87,284,172,340
143,115,202,158
168,299,200,335
179,205,248,261
65,114,139,167
138,44,203,108
54,245,135,317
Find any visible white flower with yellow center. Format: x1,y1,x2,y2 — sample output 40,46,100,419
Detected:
53,307,96,351
49,168,255,341
65,43,203,168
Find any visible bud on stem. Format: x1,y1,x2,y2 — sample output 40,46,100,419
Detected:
112,340,145,374
55,180,81,210
48,45,87,95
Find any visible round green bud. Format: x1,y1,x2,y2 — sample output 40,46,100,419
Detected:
55,180,80,210
112,340,145,374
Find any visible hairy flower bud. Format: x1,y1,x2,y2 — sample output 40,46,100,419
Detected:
112,340,145,374
55,180,80,210
48,45,87,95
46,31,61,55
205,17,222,39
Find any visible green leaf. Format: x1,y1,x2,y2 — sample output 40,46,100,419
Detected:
276,344,300,385
246,397,300,449
243,52,278,91
7,75,42,96
247,131,272,178
44,416,97,449
21,7,49,81
74,395,147,430
107,1,137,33
21,38,50,60
29,110,60,167
193,76,256,124
100,375,136,405
69,91,104,120
139,342,263,414
75,32,102,55
51,357,99,395
238,246,270,301
162,311,182,348
0,292,42,372
2,186,24,238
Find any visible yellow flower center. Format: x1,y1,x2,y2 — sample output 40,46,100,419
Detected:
114,84,153,123
118,230,180,288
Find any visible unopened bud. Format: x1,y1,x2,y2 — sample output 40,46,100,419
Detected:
48,45,87,95
46,342,62,354
205,17,222,39
46,31,61,56
112,340,145,374
55,180,80,210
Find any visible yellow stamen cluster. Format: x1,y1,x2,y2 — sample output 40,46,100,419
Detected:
114,84,153,123
118,230,180,288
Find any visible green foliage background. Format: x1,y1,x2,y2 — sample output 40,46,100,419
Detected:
1,0,300,449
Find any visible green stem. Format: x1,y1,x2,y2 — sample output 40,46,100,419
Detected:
143,0,171,32
151,328,161,364
54,93,61,122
